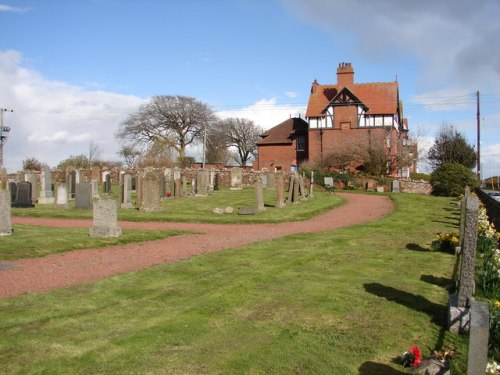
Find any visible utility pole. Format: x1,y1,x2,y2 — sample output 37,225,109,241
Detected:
476,91,481,185
0,108,14,168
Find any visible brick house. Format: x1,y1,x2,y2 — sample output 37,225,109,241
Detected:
255,63,416,176
254,117,309,171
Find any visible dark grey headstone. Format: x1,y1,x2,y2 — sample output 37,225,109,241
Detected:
467,301,489,375
238,207,256,215
75,182,92,209
12,181,34,208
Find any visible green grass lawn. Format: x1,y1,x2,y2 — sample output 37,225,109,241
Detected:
0,225,190,260
0,193,468,374
11,188,343,224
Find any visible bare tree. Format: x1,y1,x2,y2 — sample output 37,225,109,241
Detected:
221,118,262,166
88,139,102,166
116,96,216,166
205,121,230,164
118,145,141,169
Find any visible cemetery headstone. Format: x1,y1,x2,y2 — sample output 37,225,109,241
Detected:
135,172,144,207
174,178,181,198
121,174,134,209
66,168,77,199
91,180,99,198
105,173,112,194
196,170,208,196
181,176,187,197
140,171,162,212
275,171,285,208
75,182,92,209
391,179,400,193
230,167,243,190
12,182,34,208
0,189,12,236
260,173,268,189
56,184,69,208
255,178,265,211
299,174,306,199
467,301,490,375
89,198,122,238
9,181,17,203
266,172,276,190
309,171,314,198
25,172,37,203
208,170,215,191
38,167,55,204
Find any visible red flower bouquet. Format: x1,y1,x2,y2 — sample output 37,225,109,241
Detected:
402,345,422,368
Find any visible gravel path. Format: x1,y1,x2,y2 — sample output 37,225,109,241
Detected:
0,193,393,298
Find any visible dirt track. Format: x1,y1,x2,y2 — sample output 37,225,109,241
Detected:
0,193,393,298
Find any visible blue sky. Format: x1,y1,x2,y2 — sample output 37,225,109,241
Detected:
1,0,499,177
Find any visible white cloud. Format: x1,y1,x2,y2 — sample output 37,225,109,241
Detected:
284,91,297,98
0,4,32,12
217,98,306,130
0,50,144,172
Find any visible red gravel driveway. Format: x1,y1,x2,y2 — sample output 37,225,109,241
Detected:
0,193,393,298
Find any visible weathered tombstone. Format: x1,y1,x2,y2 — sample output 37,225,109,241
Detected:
196,170,208,196
287,175,294,203
90,180,99,198
238,207,256,215
0,189,12,236
457,195,479,307
391,179,400,193
12,182,35,208
275,171,286,208
324,177,334,190
121,174,134,209
105,173,112,194
9,181,17,203
230,167,243,190
467,301,490,375
140,171,162,212
135,172,144,207
38,167,55,204
255,178,265,211
208,170,215,191
266,172,276,190
299,174,307,199
214,172,220,191
25,172,38,203
89,198,122,238
66,168,77,199
448,194,479,333
159,174,166,198
75,182,92,209
181,176,187,197
260,173,268,189
56,184,69,208
174,178,181,198
173,168,181,181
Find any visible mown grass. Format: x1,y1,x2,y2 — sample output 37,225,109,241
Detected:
0,193,468,374
0,225,190,260
11,188,343,224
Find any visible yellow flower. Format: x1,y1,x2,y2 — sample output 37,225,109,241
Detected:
495,301,500,308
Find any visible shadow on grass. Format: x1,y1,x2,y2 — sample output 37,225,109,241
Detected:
363,283,446,326
358,361,406,375
406,243,431,252
420,274,454,291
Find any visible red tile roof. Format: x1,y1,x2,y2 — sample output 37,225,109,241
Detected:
306,81,399,118
257,117,309,145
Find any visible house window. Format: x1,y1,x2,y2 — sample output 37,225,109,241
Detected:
296,135,306,151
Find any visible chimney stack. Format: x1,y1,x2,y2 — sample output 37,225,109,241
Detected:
337,62,354,86
311,79,319,94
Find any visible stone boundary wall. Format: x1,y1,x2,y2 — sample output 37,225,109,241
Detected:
7,168,294,188
398,179,432,195
476,188,500,231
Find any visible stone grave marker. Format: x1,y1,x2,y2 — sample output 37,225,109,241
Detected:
467,301,490,375
75,182,92,209
0,189,12,236
135,172,144,207
38,167,55,204
9,181,17,203
230,167,243,190
196,170,208,196
56,184,69,208
140,171,162,212
309,171,314,198
104,173,112,194
275,171,285,208
391,179,400,193
299,174,307,199
181,175,187,197
174,178,181,198
12,182,34,208
266,172,276,189
89,198,122,238
121,174,134,209
208,170,215,191
66,168,77,199
91,180,99,198
25,172,38,203
260,173,268,189
255,178,265,211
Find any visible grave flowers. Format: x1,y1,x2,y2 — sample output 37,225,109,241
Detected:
401,345,422,368
431,231,459,253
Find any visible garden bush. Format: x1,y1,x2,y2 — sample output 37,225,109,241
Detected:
430,163,478,197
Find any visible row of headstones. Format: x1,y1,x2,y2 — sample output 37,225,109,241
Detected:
447,187,490,375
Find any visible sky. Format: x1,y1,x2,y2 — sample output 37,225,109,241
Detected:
0,0,499,177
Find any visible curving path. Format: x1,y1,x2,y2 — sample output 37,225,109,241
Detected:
0,193,393,298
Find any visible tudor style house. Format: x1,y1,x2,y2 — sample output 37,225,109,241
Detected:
255,63,416,176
